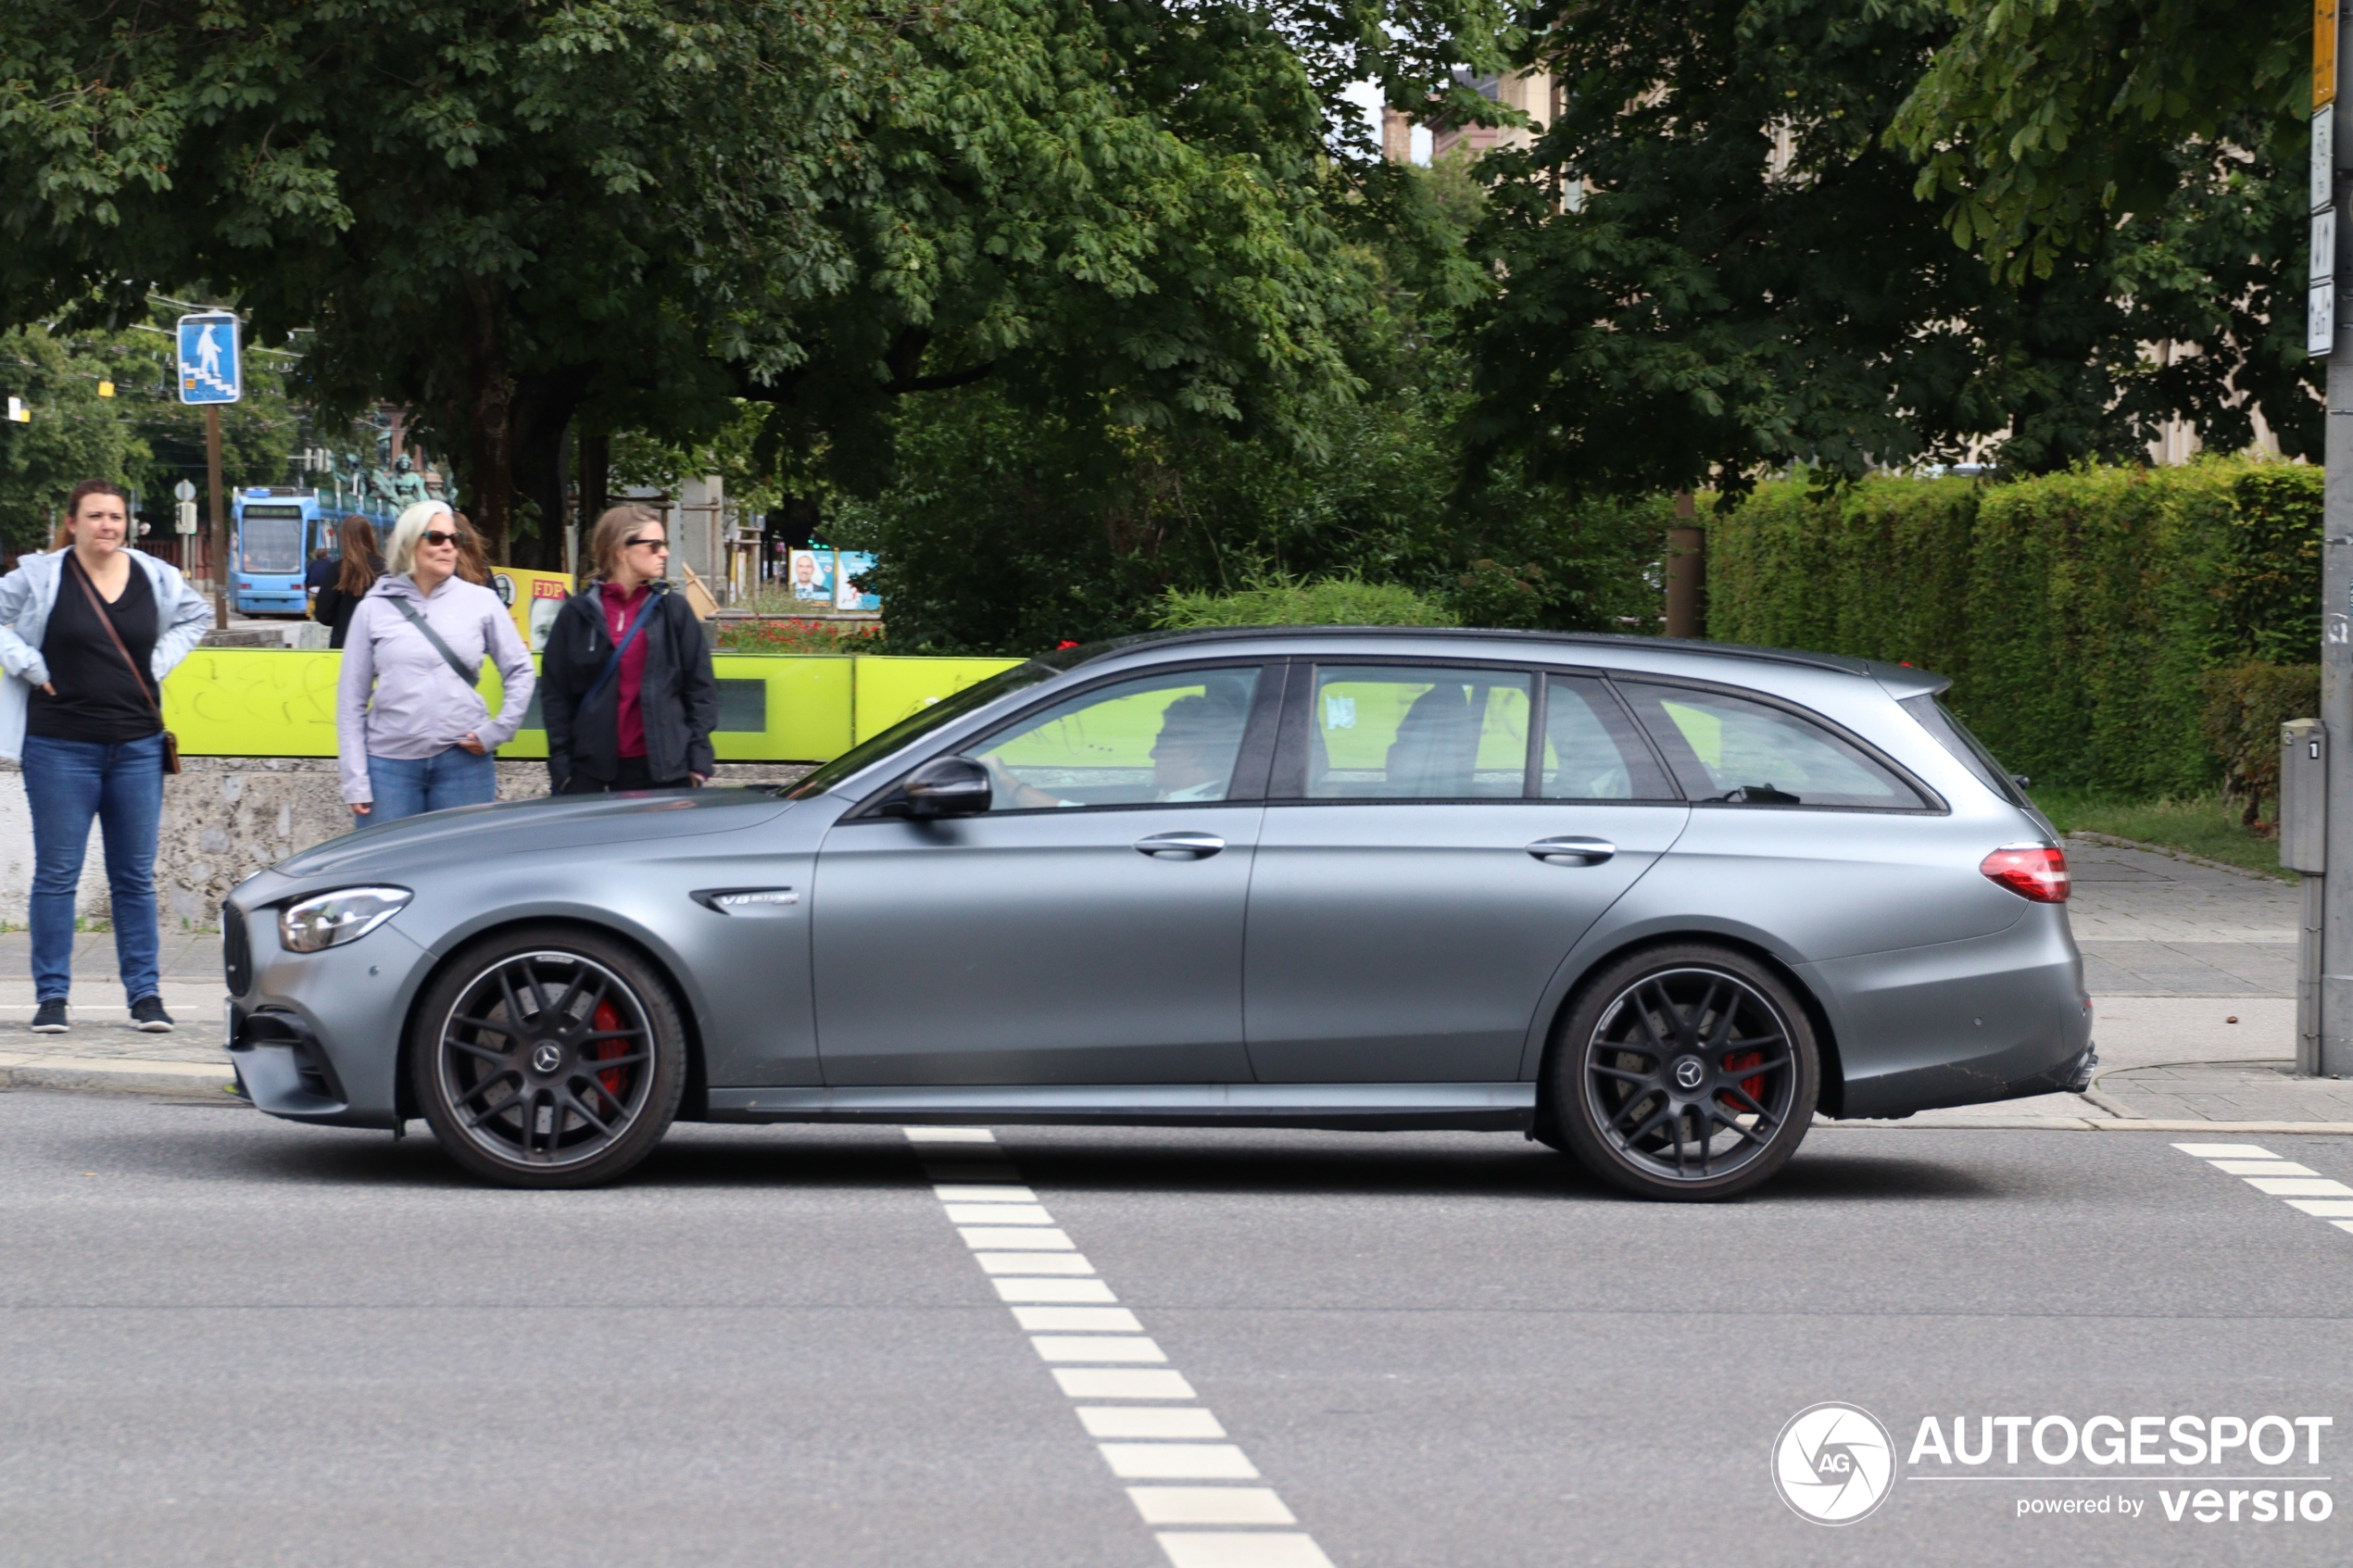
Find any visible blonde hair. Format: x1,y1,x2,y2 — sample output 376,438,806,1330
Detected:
587,504,663,582
385,500,454,575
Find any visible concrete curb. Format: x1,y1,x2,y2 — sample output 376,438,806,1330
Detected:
0,1055,237,1098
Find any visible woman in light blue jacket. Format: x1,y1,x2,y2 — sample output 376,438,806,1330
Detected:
0,481,211,1034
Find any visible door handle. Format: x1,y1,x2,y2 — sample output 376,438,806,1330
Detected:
1527,836,1615,865
1135,832,1226,859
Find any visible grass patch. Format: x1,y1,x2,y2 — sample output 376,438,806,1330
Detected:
2029,788,2294,882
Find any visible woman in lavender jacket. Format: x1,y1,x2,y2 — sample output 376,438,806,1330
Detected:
336,501,535,822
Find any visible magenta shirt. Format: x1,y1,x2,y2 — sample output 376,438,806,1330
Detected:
599,581,653,759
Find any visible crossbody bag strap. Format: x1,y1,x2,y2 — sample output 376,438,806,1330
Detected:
580,589,658,709
67,555,163,722
390,594,481,685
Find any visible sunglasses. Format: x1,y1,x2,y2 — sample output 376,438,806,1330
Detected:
420,530,461,547
623,536,670,552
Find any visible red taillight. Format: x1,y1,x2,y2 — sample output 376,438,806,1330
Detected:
1982,844,2069,902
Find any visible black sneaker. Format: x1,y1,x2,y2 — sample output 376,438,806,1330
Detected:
30,999,67,1034
130,996,174,1033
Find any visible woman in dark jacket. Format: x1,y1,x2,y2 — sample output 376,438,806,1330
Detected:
310,515,384,650
541,505,718,793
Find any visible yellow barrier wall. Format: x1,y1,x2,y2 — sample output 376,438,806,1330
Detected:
159,650,1021,761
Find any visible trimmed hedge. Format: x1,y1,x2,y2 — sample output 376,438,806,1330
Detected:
1705,459,2322,795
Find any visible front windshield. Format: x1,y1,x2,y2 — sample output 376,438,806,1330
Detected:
784,662,1060,799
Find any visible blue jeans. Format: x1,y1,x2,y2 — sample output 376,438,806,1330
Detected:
363,746,496,822
22,733,166,1005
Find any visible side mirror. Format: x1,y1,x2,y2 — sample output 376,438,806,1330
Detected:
889,755,992,819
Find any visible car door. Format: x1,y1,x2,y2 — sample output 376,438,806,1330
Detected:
1242,665,1689,1083
811,663,1275,1085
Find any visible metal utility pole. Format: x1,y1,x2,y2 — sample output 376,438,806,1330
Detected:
205,406,228,630
1665,490,1705,638
2317,1,2353,1076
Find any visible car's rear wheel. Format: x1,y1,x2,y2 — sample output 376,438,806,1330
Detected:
1548,945,1818,1200
411,926,686,1188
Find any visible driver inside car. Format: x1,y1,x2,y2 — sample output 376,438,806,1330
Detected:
983,690,1244,809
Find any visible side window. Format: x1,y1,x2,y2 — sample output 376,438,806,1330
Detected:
1306,667,1530,799
1617,683,1925,809
1541,676,1674,800
973,668,1261,810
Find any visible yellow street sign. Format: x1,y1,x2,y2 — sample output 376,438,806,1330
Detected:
96,381,114,398
2322,0,2339,109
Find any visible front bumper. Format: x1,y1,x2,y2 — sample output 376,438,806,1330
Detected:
224,898,430,1128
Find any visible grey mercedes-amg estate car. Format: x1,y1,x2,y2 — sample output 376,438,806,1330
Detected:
223,628,2093,1199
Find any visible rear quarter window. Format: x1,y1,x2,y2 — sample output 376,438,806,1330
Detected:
1617,682,1929,810
1900,696,2029,806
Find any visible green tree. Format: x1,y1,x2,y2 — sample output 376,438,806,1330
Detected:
0,324,148,551
1889,0,2303,282
1460,0,2313,497
0,0,1498,565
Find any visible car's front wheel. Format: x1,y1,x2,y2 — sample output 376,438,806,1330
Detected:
411,925,686,1188
1548,945,1818,1201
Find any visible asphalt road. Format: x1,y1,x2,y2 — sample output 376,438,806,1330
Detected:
4,1092,2350,1567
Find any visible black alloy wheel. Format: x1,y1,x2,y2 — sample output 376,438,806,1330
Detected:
1548,945,1818,1200
411,926,686,1187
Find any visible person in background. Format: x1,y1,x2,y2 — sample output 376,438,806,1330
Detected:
336,501,535,822
540,505,717,794
0,480,210,1034
303,546,335,599
310,514,383,650
452,514,493,587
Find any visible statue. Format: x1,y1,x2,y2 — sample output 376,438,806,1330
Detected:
423,468,447,500
390,454,430,507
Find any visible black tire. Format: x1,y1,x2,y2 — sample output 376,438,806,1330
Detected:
411,924,686,1188
1547,944,1818,1201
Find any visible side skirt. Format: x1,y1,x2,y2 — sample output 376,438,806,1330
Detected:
704,1081,1537,1133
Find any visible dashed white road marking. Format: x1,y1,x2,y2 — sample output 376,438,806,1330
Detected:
1012,1305,1145,1332
993,1277,1120,1303
2176,1142,2353,1235
1053,1368,1196,1399
1032,1334,1167,1362
1079,1407,1227,1438
905,1126,1337,1568
1128,1487,1298,1525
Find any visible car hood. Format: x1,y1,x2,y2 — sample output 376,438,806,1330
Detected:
273,787,796,880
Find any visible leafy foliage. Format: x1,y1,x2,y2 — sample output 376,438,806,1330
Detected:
1154,572,1458,629
0,0,1500,565
0,325,143,550
1889,0,2303,282
1706,458,2322,796
1461,0,2316,496
2199,660,2321,827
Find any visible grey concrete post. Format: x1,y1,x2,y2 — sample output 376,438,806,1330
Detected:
2322,4,2353,1077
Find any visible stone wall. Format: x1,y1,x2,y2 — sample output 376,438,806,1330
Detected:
0,758,812,929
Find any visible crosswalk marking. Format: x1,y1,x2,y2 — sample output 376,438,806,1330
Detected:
907,1127,1337,1568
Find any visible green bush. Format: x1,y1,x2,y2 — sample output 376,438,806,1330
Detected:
1153,573,1458,630
2198,661,2322,826
1706,458,2321,794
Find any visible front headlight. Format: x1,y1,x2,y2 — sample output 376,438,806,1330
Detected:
279,886,411,953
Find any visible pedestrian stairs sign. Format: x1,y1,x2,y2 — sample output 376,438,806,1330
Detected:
177,312,242,405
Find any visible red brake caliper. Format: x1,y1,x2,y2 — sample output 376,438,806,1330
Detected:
1720,1051,1765,1110
592,999,628,1099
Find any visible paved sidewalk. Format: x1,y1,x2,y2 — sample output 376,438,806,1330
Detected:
0,832,2342,1128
